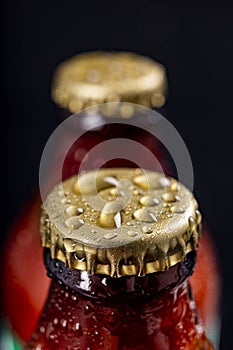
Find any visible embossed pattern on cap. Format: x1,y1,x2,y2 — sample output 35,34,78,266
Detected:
41,168,201,277
52,51,167,113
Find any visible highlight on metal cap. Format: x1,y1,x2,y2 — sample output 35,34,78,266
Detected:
41,168,201,278
52,51,167,113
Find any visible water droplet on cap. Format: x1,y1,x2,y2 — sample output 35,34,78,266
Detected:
110,188,118,196
170,182,180,192
170,206,185,214
65,205,84,216
126,221,134,226
65,217,84,230
159,177,171,187
99,201,123,228
162,193,177,202
141,225,153,234
127,230,139,237
103,232,118,240
61,198,71,205
133,173,163,190
133,208,157,222
140,196,160,206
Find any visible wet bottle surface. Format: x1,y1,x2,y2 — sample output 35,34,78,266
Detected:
27,254,212,350
26,168,213,349
1,52,220,348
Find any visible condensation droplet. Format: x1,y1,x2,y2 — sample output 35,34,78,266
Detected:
133,173,163,190
35,345,42,350
110,188,118,196
140,196,160,207
61,198,71,205
74,322,82,336
159,177,171,187
66,206,84,216
127,230,139,237
51,213,59,219
163,202,171,208
141,225,153,234
61,319,67,328
170,182,180,192
53,318,58,325
103,232,118,240
170,206,185,214
133,208,157,223
126,221,134,226
120,104,134,118
39,326,45,334
65,217,84,230
162,193,177,202
99,201,123,228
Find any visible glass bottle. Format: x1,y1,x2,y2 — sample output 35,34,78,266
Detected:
25,168,213,350
1,52,168,343
51,51,169,182
2,52,220,348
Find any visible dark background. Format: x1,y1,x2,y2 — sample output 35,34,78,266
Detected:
2,1,233,348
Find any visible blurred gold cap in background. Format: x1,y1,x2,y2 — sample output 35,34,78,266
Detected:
52,51,167,113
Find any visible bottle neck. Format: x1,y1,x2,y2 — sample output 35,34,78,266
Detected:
27,265,213,350
44,248,196,300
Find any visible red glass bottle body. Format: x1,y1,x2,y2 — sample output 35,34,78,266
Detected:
25,250,213,350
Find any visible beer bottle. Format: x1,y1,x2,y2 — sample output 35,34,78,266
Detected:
26,168,214,349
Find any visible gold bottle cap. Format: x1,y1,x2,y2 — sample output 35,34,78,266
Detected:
41,168,201,277
52,51,167,113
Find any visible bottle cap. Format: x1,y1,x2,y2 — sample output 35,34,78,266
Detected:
52,51,167,113
41,168,201,277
